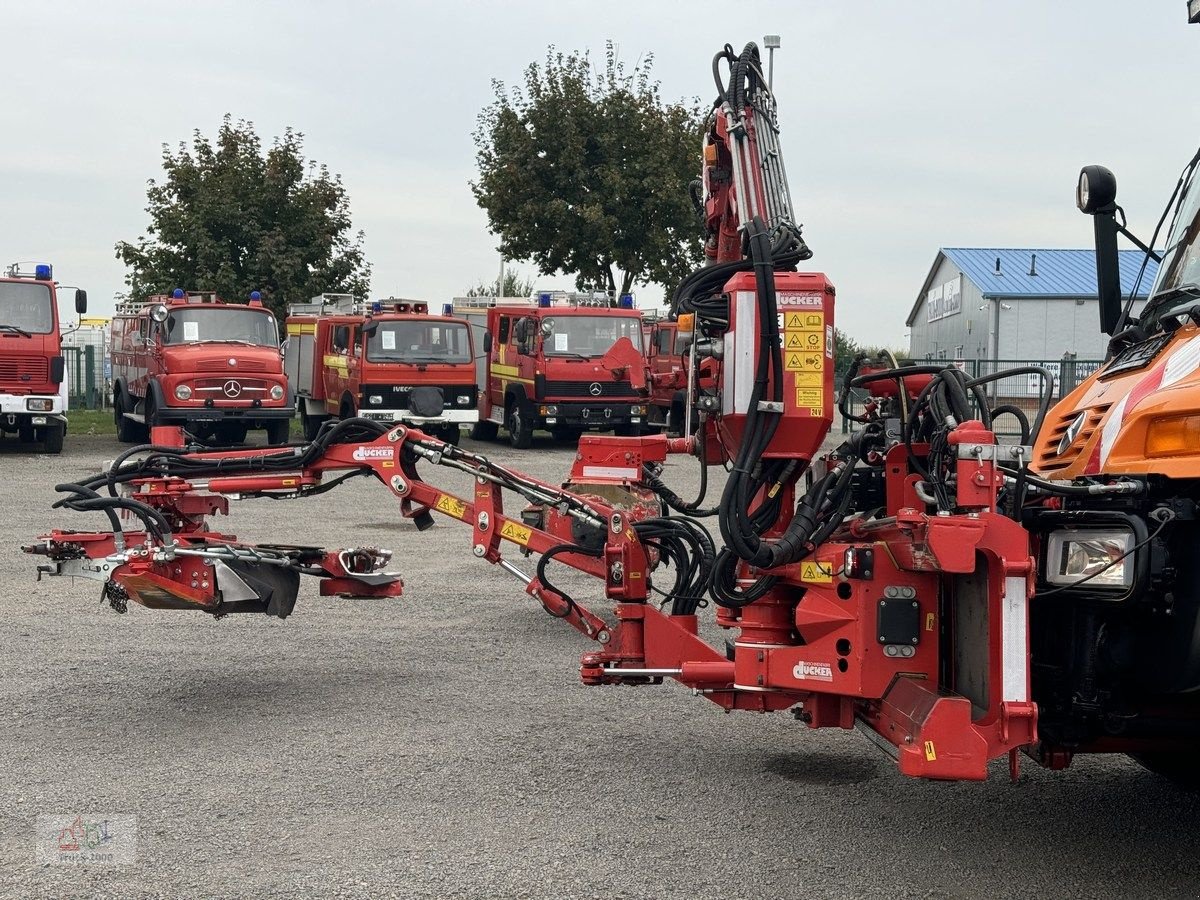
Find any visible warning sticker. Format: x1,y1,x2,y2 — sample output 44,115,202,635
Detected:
785,332,806,350
799,561,833,583
785,352,806,371
798,331,823,350
794,373,822,388
926,612,936,632
801,312,824,328
924,741,937,762
784,312,807,329
796,388,823,409
434,494,467,519
800,353,824,371
500,520,532,546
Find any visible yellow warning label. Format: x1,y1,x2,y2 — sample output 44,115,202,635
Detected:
794,373,823,388
785,332,806,349
798,330,823,350
500,520,532,546
800,352,824,371
799,561,833,584
785,352,806,371
434,494,467,520
926,613,936,632
801,312,824,328
924,741,937,762
796,388,824,410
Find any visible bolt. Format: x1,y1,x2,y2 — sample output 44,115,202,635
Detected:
472,544,485,558
390,475,407,494
597,630,611,644
478,512,489,531
201,581,209,589
912,601,919,608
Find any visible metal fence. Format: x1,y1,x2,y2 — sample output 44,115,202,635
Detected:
63,345,109,410
837,358,1104,440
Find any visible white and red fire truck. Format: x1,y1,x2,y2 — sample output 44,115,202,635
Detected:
110,289,293,445
452,293,648,448
285,294,477,443
0,262,86,453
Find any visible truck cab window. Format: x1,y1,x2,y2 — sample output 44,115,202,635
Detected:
332,325,350,353
498,317,510,345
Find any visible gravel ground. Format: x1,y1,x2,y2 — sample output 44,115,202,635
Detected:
2,431,1200,899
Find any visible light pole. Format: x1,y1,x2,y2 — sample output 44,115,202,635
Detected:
763,34,781,91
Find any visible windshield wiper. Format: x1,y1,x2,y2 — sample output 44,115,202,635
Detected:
0,324,32,338
546,352,593,360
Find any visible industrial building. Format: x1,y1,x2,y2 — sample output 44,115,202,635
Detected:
908,248,1160,363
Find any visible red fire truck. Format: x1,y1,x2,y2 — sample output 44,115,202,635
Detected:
452,293,648,448
285,294,477,443
110,289,293,445
0,262,86,453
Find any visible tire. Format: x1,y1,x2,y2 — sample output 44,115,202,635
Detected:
506,401,533,449
265,418,291,446
440,425,461,446
1132,754,1200,789
41,424,64,454
115,390,146,444
471,420,500,441
301,407,329,441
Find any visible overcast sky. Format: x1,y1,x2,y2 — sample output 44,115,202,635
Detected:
2,0,1194,346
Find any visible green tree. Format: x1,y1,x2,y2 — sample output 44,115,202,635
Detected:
472,43,706,297
115,116,370,318
464,269,537,298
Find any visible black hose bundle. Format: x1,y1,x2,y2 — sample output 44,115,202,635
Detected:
634,517,715,616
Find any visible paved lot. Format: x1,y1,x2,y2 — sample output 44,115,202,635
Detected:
2,431,1200,898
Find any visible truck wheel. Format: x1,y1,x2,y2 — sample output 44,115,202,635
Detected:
471,420,499,441
300,408,328,441
41,424,64,454
265,418,291,446
115,391,146,444
506,402,533,449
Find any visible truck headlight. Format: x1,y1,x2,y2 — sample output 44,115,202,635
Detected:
368,395,383,405
270,384,285,401
174,384,193,400
457,394,472,406
1045,527,1134,589
26,398,53,411
540,405,559,416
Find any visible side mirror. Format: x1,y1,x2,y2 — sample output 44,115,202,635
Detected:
483,331,493,354
74,289,87,315
362,320,379,338
1077,166,1122,335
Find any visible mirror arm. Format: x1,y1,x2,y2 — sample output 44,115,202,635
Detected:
1114,220,1162,262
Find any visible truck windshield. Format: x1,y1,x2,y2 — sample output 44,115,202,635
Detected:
367,320,471,363
164,308,279,346
542,315,643,357
0,282,53,334
1144,173,1200,328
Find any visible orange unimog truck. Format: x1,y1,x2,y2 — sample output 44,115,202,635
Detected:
110,289,293,445
1024,124,1200,781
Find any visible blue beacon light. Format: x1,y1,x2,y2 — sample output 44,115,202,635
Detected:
172,289,185,299
618,294,634,308
34,264,52,280
537,292,552,308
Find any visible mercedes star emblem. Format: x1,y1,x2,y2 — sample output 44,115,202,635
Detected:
223,380,243,398
589,382,602,396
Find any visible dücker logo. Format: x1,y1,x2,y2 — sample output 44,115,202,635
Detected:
792,660,834,682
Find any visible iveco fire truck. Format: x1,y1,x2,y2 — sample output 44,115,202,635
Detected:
0,263,86,453
285,294,477,443
453,293,648,448
110,289,293,445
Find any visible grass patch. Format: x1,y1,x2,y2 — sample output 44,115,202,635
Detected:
67,408,116,435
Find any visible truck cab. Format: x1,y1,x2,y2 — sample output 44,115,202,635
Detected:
110,289,293,445
286,294,478,443
0,263,85,453
453,292,648,448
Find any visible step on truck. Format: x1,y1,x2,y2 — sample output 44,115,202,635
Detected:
0,263,86,453
110,289,293,445
285,294,478,443
452,292,648,448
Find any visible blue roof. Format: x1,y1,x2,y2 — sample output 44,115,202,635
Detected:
941,248,1159,299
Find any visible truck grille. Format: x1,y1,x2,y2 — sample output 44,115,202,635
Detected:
194,358,270,373
1035,404,1110,474
544,380,638,398
0,357,49,384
